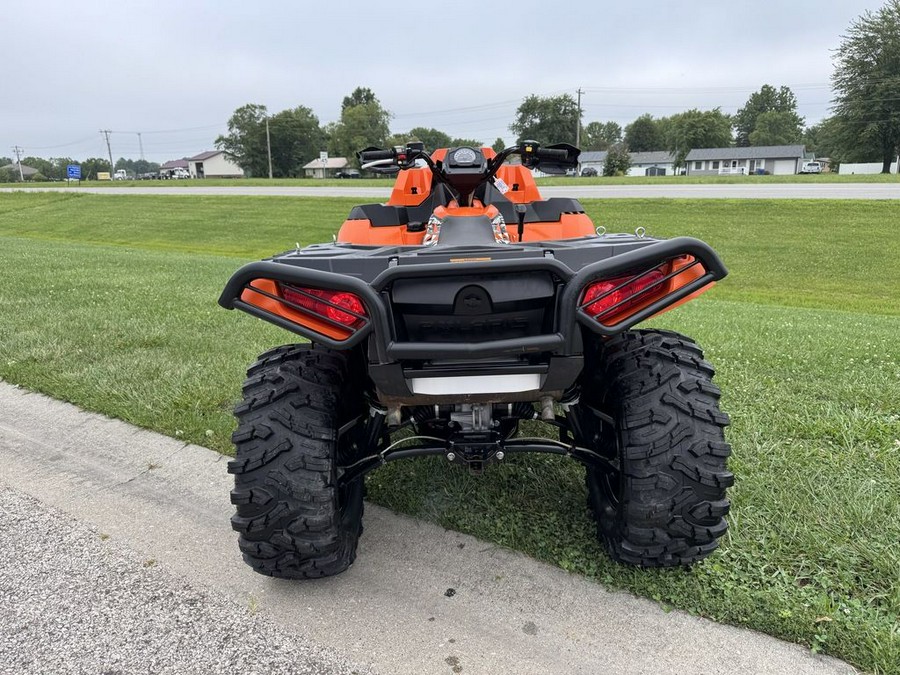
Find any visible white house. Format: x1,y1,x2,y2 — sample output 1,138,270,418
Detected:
188,151,244,179
626,151,676,176
578,151,607,175
302,157,349,178
685,145,807,176
578,150,676,176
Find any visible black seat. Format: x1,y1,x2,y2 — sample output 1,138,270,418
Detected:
474,182,586,224
346,183,456,228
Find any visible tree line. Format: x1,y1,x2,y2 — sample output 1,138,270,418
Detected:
190,0,900,178
513,2,900,173
0,156,160,182
5,2,897,181
215,87,487,178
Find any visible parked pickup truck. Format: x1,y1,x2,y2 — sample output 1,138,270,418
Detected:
799,161,822,174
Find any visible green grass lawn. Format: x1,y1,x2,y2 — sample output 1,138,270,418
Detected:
1,193,898,672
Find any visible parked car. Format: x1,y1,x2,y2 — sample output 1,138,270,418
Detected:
581,167,598,177
799,161,822,174
160,167,191,179
335,169,362,179
113,169,130,181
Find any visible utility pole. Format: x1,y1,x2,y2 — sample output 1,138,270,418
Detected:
100,130,114,174
265,117,273,179
575,87,583,148
137,132,144,161
11,145,25,181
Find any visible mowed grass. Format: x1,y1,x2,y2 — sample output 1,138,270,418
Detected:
2,170,897,190
1,193,898,672
541,172,900,185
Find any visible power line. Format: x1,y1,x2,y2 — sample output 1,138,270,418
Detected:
25,135,99,150
109,122,225,135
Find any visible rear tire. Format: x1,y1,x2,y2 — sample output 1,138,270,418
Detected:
579,329,733,567
228,344,366,579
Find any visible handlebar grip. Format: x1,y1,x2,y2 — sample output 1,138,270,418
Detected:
359,149,395,162
536,147,569,160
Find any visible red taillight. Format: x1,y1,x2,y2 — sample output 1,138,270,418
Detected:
280,284,367,327
582,269,665,320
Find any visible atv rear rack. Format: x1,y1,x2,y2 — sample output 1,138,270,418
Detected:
220,236,727,360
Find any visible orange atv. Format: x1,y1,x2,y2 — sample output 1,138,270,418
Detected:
219,141,733,579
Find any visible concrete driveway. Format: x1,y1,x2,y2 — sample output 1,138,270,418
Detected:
0,383,857,675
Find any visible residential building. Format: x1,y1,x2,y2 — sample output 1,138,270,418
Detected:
160,159,189,171
626,151,676,176
0,163,39,180
685,145,807,176
578,150,676,176
578,150,607,175
303,157,349,178
188,151,244,179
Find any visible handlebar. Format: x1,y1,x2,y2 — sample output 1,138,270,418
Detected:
358,148,396,163
535,147,569,161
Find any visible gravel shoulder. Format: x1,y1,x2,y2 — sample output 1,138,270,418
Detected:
0,487,373,675
0,383,858,675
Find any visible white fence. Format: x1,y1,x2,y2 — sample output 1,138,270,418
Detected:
838,161,899,175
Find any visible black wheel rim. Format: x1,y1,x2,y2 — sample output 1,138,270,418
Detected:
594,409,623,517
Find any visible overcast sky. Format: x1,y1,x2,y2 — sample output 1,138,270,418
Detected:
2,0,887,163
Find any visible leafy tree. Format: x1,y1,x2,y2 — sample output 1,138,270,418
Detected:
624,114,663,152
664,108,733,168
734,85,804,147
267,106,326,177
603,144,631,176
510,94,579,145
217,103,324,177
383,132,410,148
22,156,53,178
329,89,392,166
342,86,378,111
0,156,12,166
805,116,884,165
449,137,483,147
581,121,622,151
749,111,804,146
407,127,452,150
492,137,506,153
0,166,19,182
80,158,111,179
113,158,161,175
833,0,900,173
216,103,270,176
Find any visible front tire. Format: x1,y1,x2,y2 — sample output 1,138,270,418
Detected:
579,329,733,567
228,345,366,579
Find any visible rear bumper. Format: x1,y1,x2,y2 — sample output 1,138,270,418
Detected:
219,236,727,401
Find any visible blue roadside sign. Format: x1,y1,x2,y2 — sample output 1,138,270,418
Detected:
67,164,81,180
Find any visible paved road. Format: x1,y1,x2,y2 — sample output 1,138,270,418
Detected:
0,383,857,675
3,183,900,199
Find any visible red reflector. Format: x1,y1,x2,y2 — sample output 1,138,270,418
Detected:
280,284,367,327
582,269,665,319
